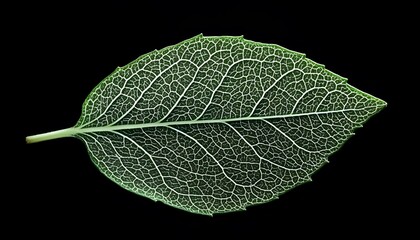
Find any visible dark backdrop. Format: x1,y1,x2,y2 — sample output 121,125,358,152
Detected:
5,1,414,237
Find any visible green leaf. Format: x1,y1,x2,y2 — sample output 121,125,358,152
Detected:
26,35,386,215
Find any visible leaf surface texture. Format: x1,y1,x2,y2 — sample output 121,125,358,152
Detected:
72,35,385,215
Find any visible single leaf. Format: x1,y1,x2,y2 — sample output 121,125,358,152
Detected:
26,35,386,215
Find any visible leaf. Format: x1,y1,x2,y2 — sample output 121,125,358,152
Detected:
26,35,386,215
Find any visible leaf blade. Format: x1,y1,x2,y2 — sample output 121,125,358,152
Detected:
33,35,386,214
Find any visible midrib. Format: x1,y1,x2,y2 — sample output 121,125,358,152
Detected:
77,108,359,133
25,108,365,144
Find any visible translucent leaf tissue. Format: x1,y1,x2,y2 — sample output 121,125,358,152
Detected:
26,35,386,215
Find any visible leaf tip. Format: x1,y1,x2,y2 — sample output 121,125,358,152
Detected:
377,98,388,109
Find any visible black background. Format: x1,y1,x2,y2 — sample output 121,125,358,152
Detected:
5,1,415,237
